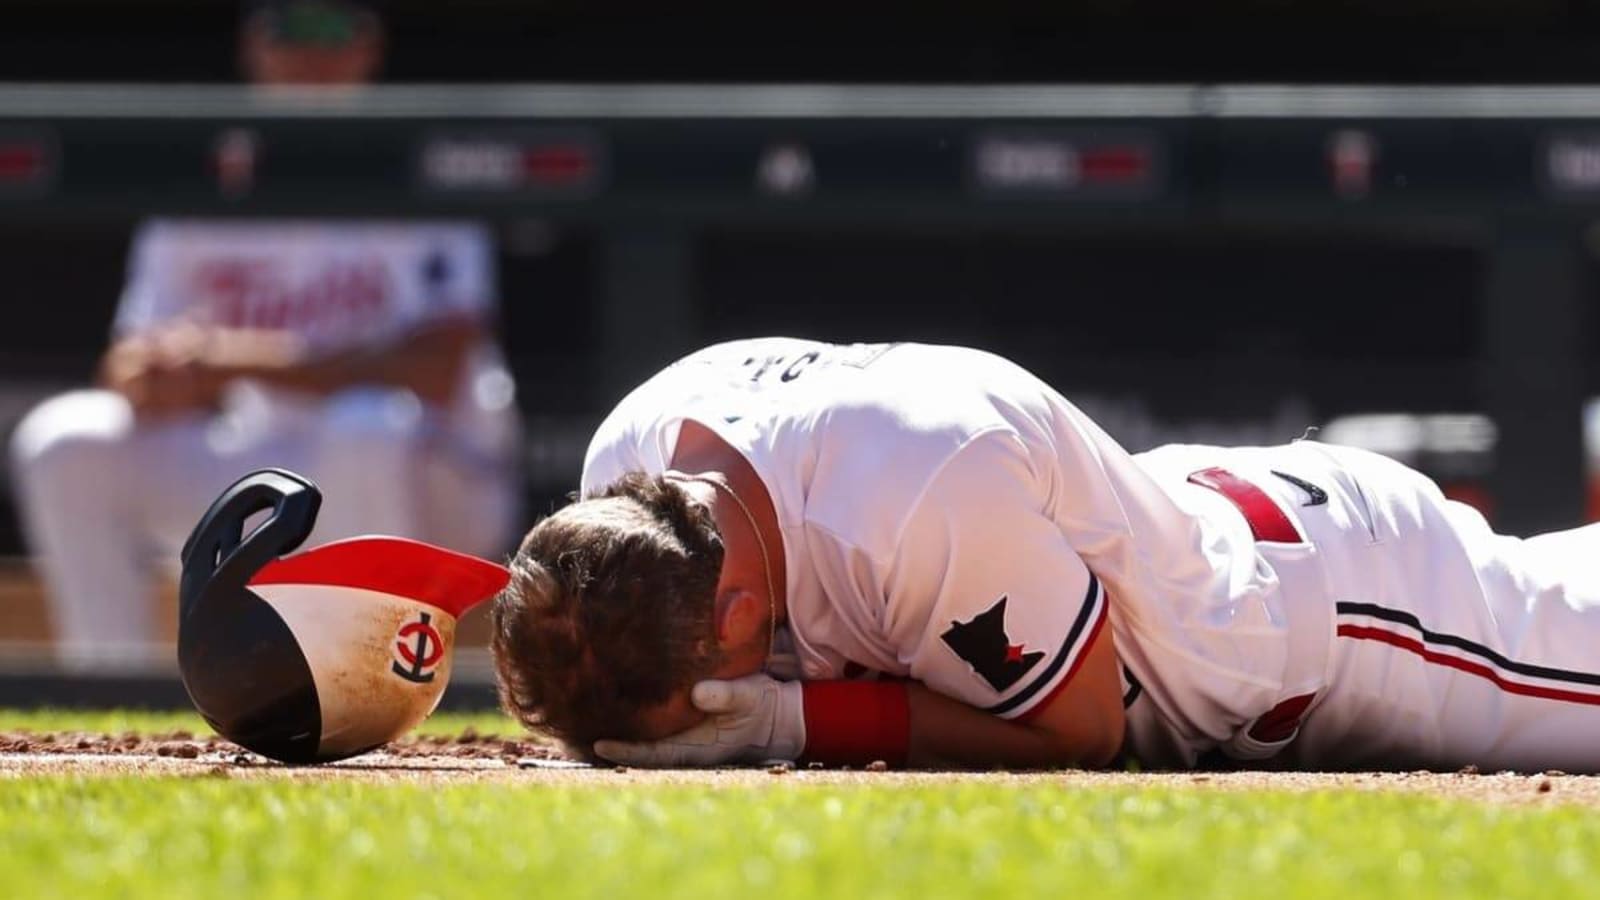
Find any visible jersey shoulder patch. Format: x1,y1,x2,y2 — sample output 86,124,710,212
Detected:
939,595,1044,692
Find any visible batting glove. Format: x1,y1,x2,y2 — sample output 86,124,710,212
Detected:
593,674,806,767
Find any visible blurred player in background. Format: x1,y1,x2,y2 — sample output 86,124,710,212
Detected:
9,0,522,663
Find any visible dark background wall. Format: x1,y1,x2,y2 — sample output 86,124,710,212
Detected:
0,218,1487,414
6,1,1600,84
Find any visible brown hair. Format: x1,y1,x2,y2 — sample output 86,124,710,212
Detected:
489,472,724,758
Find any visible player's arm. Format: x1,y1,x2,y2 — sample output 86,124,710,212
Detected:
593,619,1123,771
202,316,483,406
800,434,1125,769
905,430,1125,767
902,623,1123,768
104,224,494,413
103,316,483,416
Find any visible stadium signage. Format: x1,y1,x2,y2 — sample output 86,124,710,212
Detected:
416,130,605,194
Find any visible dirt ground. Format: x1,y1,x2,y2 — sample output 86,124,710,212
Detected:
2,730,1598,805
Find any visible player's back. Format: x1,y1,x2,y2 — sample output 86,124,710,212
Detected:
587,338,1062,548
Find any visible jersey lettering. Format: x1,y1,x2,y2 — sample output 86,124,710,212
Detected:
712,342,898,388
780,350,821,382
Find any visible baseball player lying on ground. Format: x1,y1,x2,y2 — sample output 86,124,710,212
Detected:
490,338,1600,772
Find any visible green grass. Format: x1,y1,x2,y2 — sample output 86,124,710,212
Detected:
0,707,520,738
4,710,1593,898
1,777,1595,900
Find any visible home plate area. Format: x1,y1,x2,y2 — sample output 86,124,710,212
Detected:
2,728,1599,802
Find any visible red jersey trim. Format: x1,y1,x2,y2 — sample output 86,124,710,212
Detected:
1013,601,1110,723
1337,624,1600,707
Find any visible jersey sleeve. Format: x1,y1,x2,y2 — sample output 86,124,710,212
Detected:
579,405,658,497
111,221,174,337
887,430,1109,720
580,437,640,497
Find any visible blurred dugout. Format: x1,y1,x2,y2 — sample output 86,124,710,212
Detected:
4,0,522,668
9,220,521,666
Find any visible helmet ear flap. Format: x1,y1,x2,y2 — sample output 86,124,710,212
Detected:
177,468,326,764
179,467,322,624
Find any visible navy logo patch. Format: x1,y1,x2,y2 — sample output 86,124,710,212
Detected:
940,596,1043,692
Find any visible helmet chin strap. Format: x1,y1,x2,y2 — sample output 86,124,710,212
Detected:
666,471,778,670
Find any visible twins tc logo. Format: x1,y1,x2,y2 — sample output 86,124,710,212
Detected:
392,612,445,683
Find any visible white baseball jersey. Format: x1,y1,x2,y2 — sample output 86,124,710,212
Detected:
584,338,1600,772
582,338,1335,766
113,219,512,452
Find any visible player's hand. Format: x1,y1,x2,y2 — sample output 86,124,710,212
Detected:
593,674,806,767
102,336,190,419
102,326,235,419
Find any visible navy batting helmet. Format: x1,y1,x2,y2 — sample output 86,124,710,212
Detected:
178,468,509,764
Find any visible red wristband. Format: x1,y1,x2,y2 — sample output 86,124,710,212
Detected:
800,680,911,767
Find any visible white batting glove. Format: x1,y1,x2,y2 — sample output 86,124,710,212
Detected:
593,674,806,767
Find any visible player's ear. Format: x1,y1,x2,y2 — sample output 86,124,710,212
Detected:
712,587,765,649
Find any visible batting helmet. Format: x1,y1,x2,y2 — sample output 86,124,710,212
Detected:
177,468,509,764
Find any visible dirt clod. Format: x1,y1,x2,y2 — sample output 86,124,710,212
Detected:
1457,764,1480,775
865,760,889,772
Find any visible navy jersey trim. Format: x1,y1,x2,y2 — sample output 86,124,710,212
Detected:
1121,665,1143,708
1336,601,1600,688
984,574,1102,716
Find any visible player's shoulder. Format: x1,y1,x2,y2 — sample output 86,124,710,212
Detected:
129,218,304,258
806,422,1028,553
132,218,491,245
133,216,293,241
670,336,833,369
813,343,1046,447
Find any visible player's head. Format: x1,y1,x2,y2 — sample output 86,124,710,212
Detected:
491,473,755,758
239,0,385,86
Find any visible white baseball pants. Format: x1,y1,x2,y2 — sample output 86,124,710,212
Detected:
9,387,517,665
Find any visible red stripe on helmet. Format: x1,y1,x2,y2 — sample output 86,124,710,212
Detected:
250,536,509,619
